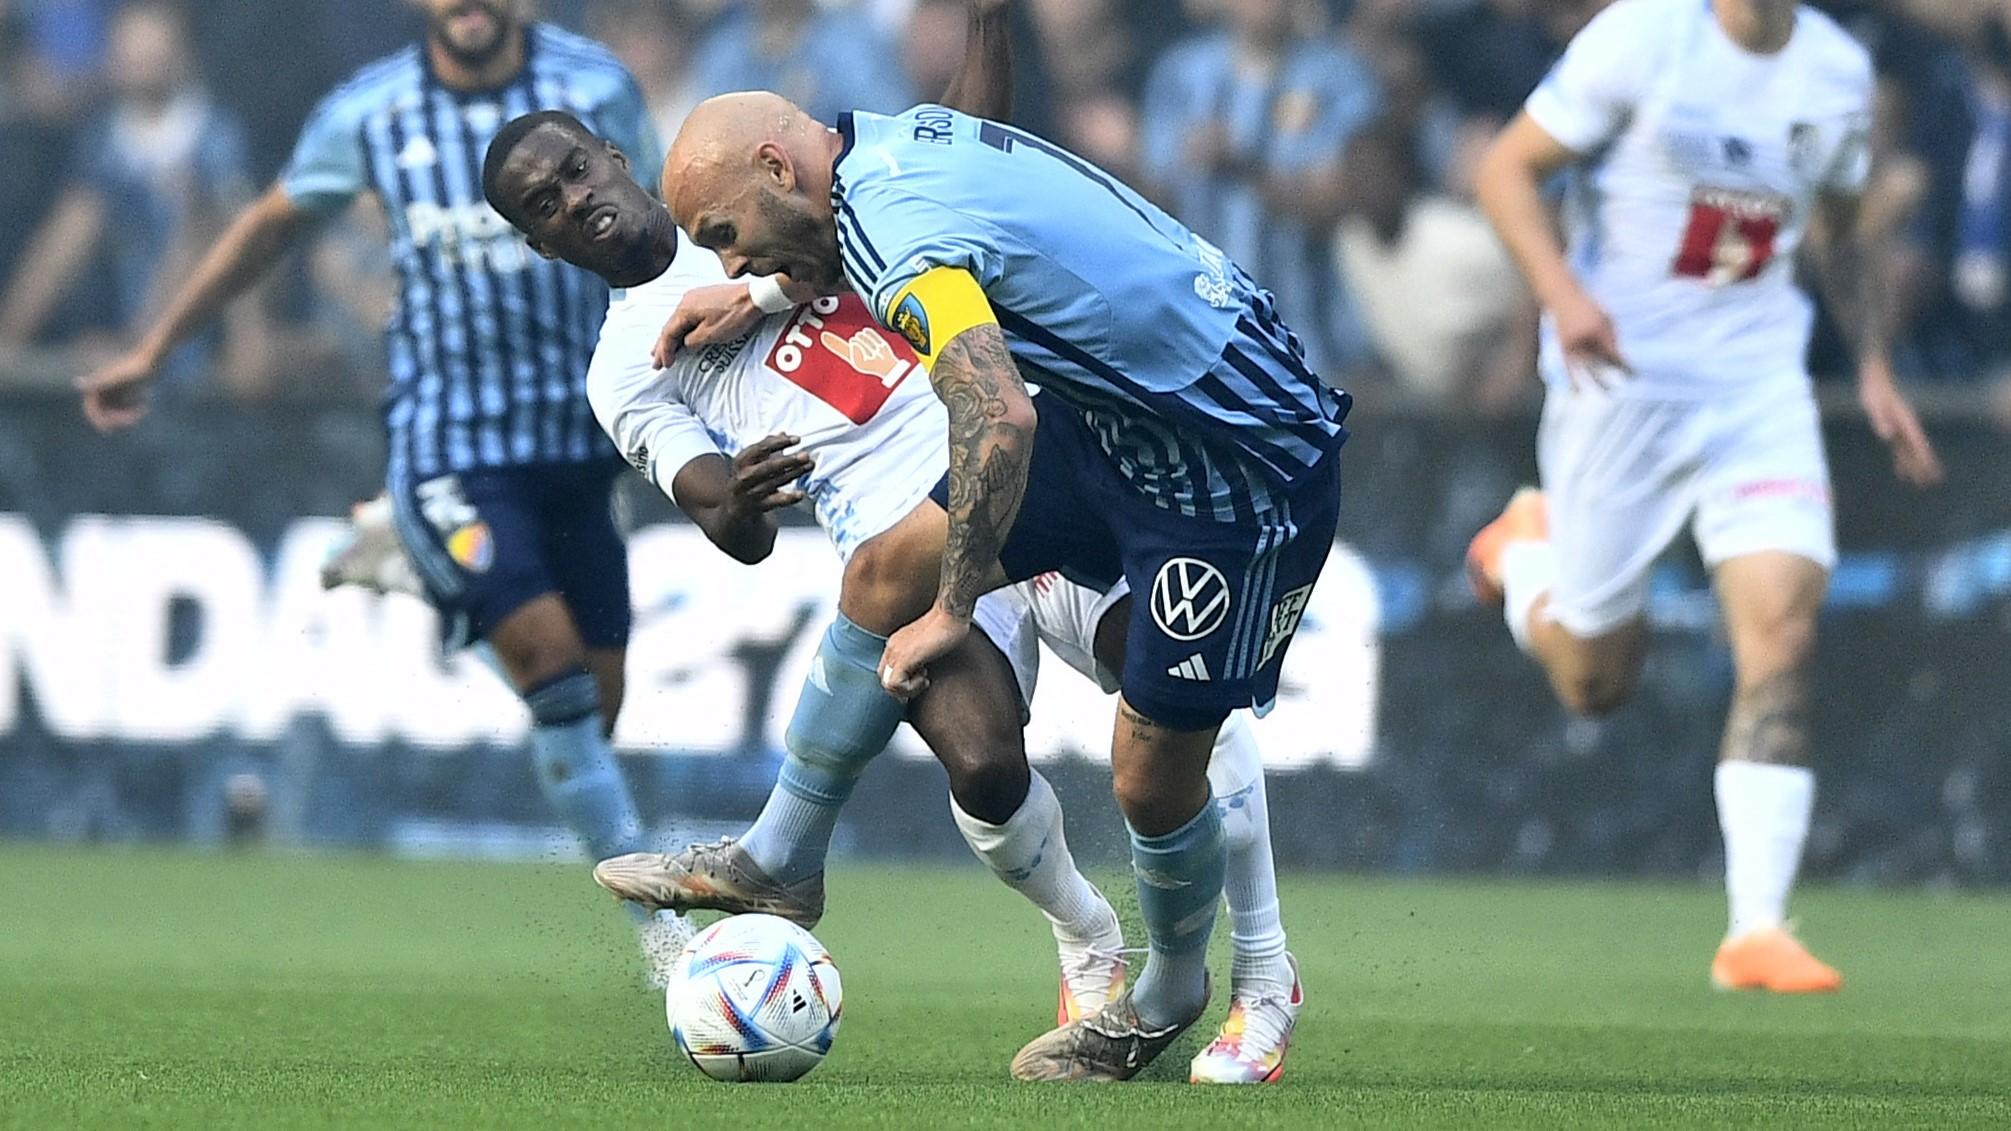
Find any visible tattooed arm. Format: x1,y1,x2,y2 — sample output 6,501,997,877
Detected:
930,321,1035,620
874,266,1032,697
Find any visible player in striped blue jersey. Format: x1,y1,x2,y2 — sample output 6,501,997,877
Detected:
74,0,688,976
660,94,1351,1079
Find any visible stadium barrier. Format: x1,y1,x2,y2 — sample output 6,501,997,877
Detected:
0,390,2005,882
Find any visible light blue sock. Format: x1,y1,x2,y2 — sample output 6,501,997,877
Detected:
524,670,645,863
738,613,904,885
1127,800,1225,1028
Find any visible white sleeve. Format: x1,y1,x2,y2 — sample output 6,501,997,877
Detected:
587,325,722,508
1523,1,1659,154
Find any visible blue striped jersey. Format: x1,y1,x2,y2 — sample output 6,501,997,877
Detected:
830,106,1351,521
280,25,662,483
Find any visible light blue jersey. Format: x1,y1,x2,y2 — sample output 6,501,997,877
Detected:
280,25,661,485
830,106,1351,522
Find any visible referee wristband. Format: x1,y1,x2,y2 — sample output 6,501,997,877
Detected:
747,275,795,315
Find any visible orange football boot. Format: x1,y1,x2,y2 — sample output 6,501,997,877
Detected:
1711,926,1843,994
1466,487,1549,609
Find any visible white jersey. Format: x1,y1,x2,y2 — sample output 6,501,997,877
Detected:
1526,0,1873,396
587,237,947,560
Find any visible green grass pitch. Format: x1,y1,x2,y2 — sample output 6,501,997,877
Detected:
2,846,2007,1128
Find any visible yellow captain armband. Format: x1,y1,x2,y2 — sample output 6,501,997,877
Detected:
884,266,998,369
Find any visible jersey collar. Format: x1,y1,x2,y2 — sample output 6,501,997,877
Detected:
833,111,858,172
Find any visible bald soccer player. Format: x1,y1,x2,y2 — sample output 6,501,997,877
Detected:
635,91,1350,1080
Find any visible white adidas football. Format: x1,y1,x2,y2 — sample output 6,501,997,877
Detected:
665,914,843,1083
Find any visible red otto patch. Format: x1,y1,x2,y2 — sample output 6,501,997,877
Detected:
765,293,918,425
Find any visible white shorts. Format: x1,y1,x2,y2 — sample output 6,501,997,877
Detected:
968,574,1130,715
971,589,1042,715
1017,573,1131,693
1538,381,1835,637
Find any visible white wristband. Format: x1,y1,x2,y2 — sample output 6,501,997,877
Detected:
747,275,794,315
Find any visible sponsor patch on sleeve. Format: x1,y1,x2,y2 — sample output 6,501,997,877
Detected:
883,266,997,368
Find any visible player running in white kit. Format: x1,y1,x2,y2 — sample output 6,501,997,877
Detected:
1468,0,1943,993
482,99,1300,1081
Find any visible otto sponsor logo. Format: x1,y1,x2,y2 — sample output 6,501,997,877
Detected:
403,202,534,273
766,294,915,425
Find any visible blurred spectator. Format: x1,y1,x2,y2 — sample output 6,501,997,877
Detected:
1344,8,1468,190
588,0,704,150
1331,122,1529,410
1027,0,1195,180
691,0,915,125
12,0,106,83
1881,3,2011,381
1140,0,1379,378
0,0,79,290
1413,0,1581,127
0,0,272,393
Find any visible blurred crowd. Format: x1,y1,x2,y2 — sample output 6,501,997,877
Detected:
4,0,2011,412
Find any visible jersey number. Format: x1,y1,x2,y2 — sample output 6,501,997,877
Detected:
1672,201,1781,284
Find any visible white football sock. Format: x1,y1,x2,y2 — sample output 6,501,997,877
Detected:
1210,714,1291,991
1715,761,1815,937
952,770,1117,945
1501,540,1557,654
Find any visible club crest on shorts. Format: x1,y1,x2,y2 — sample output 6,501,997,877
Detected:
1151,557,1230,640
447,520,494,572
891,293,931,355
1259,583,1315,668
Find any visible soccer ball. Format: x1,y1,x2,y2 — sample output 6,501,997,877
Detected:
665,914,843,1083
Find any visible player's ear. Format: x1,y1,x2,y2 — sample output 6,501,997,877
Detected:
606,142,629,174
755,142,795,191
525,236,559,261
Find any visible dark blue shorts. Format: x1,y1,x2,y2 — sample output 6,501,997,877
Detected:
935,393,1342,729
388,461,632,652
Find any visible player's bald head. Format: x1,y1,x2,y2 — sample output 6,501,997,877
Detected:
661,92,822,223
662,91,848,292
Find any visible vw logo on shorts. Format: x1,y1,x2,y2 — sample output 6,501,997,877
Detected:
1150,557,1231,640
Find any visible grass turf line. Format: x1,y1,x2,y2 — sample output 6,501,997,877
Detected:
1,846,2007,1128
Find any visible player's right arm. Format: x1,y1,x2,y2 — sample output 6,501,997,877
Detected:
1475,2,1650,389
75,185,314,430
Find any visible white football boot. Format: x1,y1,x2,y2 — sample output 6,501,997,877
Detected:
1188,953,1301,1084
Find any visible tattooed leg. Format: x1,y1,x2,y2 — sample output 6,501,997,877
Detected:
1711,551,1829,944
1720,667,1813,768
